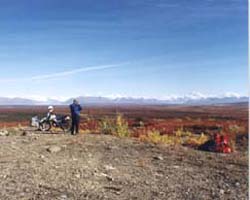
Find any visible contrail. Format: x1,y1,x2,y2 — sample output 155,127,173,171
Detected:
0,63,125,83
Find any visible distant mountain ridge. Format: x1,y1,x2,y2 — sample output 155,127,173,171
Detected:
0,95,248,105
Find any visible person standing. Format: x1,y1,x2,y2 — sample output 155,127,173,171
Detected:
70,99,82,135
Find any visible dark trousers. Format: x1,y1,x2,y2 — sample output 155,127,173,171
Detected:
71,115,80,135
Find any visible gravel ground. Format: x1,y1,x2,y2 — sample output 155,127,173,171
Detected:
0,131,248,200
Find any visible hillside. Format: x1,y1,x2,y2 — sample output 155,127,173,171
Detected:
0,131,248,200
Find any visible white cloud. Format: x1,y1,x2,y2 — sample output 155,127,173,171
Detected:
0,63,125,83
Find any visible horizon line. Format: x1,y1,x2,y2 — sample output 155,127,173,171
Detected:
1,92,247,102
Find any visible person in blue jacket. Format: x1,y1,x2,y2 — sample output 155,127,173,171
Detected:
69,99,82,135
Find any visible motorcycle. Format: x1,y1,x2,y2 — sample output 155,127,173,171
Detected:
31,115,71,132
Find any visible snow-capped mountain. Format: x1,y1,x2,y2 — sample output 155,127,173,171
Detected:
0,93,247,105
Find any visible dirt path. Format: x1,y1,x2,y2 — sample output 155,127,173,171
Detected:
0,132,248,200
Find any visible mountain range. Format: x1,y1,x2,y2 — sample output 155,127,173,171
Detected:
0,95,248,105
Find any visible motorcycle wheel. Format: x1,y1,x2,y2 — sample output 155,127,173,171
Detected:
61,121,71,132
39,121,52,132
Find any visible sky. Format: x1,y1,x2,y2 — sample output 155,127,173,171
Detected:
0,0,248,100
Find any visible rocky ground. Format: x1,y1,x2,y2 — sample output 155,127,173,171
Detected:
0,130,248,200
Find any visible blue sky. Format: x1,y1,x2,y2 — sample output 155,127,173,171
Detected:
0,0,247,100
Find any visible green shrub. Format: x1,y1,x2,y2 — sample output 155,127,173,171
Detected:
99,114,130,137
185,133,209,146
229,124,244,134
140,129,180,145
99,117,115,135
114,114,130,137
145,130,162,144
175,128,192,137
140,128,209,147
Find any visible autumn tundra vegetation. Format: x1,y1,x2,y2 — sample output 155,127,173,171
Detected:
0,103,248,199
0,103,248,152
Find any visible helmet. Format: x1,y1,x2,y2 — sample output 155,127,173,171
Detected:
48,106,54,110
